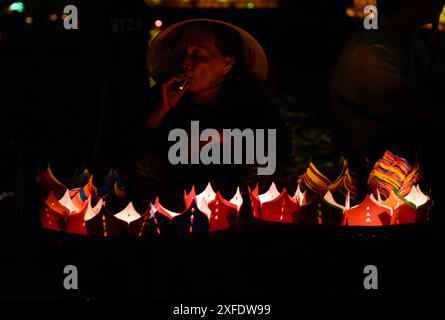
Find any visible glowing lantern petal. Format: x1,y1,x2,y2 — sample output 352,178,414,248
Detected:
58,190,80,214
404,185,429,207
114,202,142,224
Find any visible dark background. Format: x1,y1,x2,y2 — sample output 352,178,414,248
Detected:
1,0,445,303
0,0,362,175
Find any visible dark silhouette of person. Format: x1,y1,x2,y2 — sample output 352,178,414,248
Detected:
331,0,444,210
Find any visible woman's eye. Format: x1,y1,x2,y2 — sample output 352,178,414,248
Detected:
192,49,201,57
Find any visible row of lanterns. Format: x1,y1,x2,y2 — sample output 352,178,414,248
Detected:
251,182,430,226
37,150,432,236
39,182,242,236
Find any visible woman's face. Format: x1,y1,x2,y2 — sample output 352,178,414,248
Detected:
176,26,234,93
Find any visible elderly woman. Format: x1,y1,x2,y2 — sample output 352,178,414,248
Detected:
123,19,291,210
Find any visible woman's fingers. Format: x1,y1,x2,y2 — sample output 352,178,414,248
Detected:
177,81,190,93
161,78,189,98
171,81,189,101
159,75,190,112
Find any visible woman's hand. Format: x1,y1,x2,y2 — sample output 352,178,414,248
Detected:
160,75,190,112
147,75,190,128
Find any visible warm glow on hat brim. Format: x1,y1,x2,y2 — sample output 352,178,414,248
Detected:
147,18,269,82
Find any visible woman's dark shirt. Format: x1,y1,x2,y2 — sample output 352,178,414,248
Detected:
122,76,291,200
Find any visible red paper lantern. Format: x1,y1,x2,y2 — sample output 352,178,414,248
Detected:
155,183,242,234
344,194,393,226
85,202,153,237
321,191,351,225
39,190,89,234
380,185,431,224
248,183,318,224
38,190,70,231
